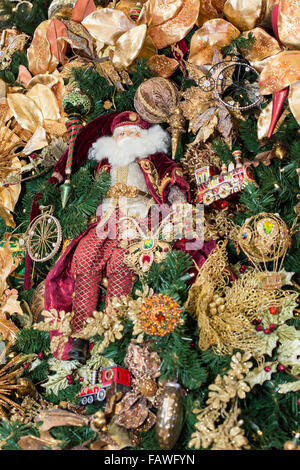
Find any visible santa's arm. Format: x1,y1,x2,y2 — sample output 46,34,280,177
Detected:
147,152,190,203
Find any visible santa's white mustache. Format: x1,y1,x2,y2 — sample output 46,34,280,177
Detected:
116,136,141,147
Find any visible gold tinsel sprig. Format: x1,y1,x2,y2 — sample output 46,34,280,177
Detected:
188,352,252,450
0,349,29,417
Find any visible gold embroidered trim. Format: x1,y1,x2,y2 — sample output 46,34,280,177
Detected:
106,183,151,199
139,159,184,199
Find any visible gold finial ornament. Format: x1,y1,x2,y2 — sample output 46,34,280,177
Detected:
134,77,186,159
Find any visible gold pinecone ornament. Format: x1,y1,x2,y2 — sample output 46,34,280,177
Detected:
156,382,184,450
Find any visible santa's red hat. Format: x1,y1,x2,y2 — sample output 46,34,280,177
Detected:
110,110,150,134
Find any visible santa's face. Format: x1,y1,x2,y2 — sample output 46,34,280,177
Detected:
88,124,171,167
113,125,141,144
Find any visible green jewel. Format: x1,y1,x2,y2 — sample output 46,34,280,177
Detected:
143,238,154,250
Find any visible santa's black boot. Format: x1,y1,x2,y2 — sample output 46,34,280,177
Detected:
68,338,89,363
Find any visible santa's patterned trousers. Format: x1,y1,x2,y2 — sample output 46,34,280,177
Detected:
70,225,135,332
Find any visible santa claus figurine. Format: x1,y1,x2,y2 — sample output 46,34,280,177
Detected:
43,110,190,361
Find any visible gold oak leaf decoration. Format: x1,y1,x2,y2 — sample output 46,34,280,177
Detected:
188,352,252,450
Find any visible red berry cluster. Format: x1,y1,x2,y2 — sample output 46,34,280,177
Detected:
264,364,286,372
252,306,280,334
67,375,73,385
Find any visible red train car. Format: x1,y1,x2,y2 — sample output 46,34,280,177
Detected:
196,164,255,206
79,365,131,406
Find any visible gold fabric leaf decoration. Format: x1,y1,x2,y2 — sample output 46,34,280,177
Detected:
7,93,43,133
188,18,240,67
82,8,135,46
26,84,60,122
259,51,300,95
27,20,59,75
147,0,200,49
113,24,147,70
0,158,21,228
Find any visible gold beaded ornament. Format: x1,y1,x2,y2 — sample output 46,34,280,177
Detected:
137,294,183,336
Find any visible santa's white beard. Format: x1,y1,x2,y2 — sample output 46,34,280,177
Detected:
88,124,170,167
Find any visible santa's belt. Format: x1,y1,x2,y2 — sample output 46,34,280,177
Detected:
106,183,151,199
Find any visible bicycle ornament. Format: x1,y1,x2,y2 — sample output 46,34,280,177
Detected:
22,206,62,263
196,55,262,111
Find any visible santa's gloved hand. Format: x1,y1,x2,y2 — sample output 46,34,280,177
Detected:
167,185,188,205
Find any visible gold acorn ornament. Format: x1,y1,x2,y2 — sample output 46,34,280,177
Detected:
134,77,186,159
156,382,184,450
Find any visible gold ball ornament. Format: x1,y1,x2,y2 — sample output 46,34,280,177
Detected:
273,142,287,161
102,277,109,288
15,378,36,398
134,77,185,158
7,350,18,359
215,296,225,306
284,440,297,450
156,382,184,450
137,377,158,398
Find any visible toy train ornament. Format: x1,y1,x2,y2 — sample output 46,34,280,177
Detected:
79,365,131,406
196,150,255,205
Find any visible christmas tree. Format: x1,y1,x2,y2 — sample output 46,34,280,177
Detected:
0,0,299,452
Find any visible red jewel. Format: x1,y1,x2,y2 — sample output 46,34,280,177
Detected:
269,306,278,315
37,353,43,359
220,201,228,209
277,364,285,372
297,398,300,405
264,366,271,372
142,254,151,264
264,328,270,335
255,325,263,331
79,377,84,382
155,312,165,322
23,363,29,369
66,375,72,380
269,323,276,330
